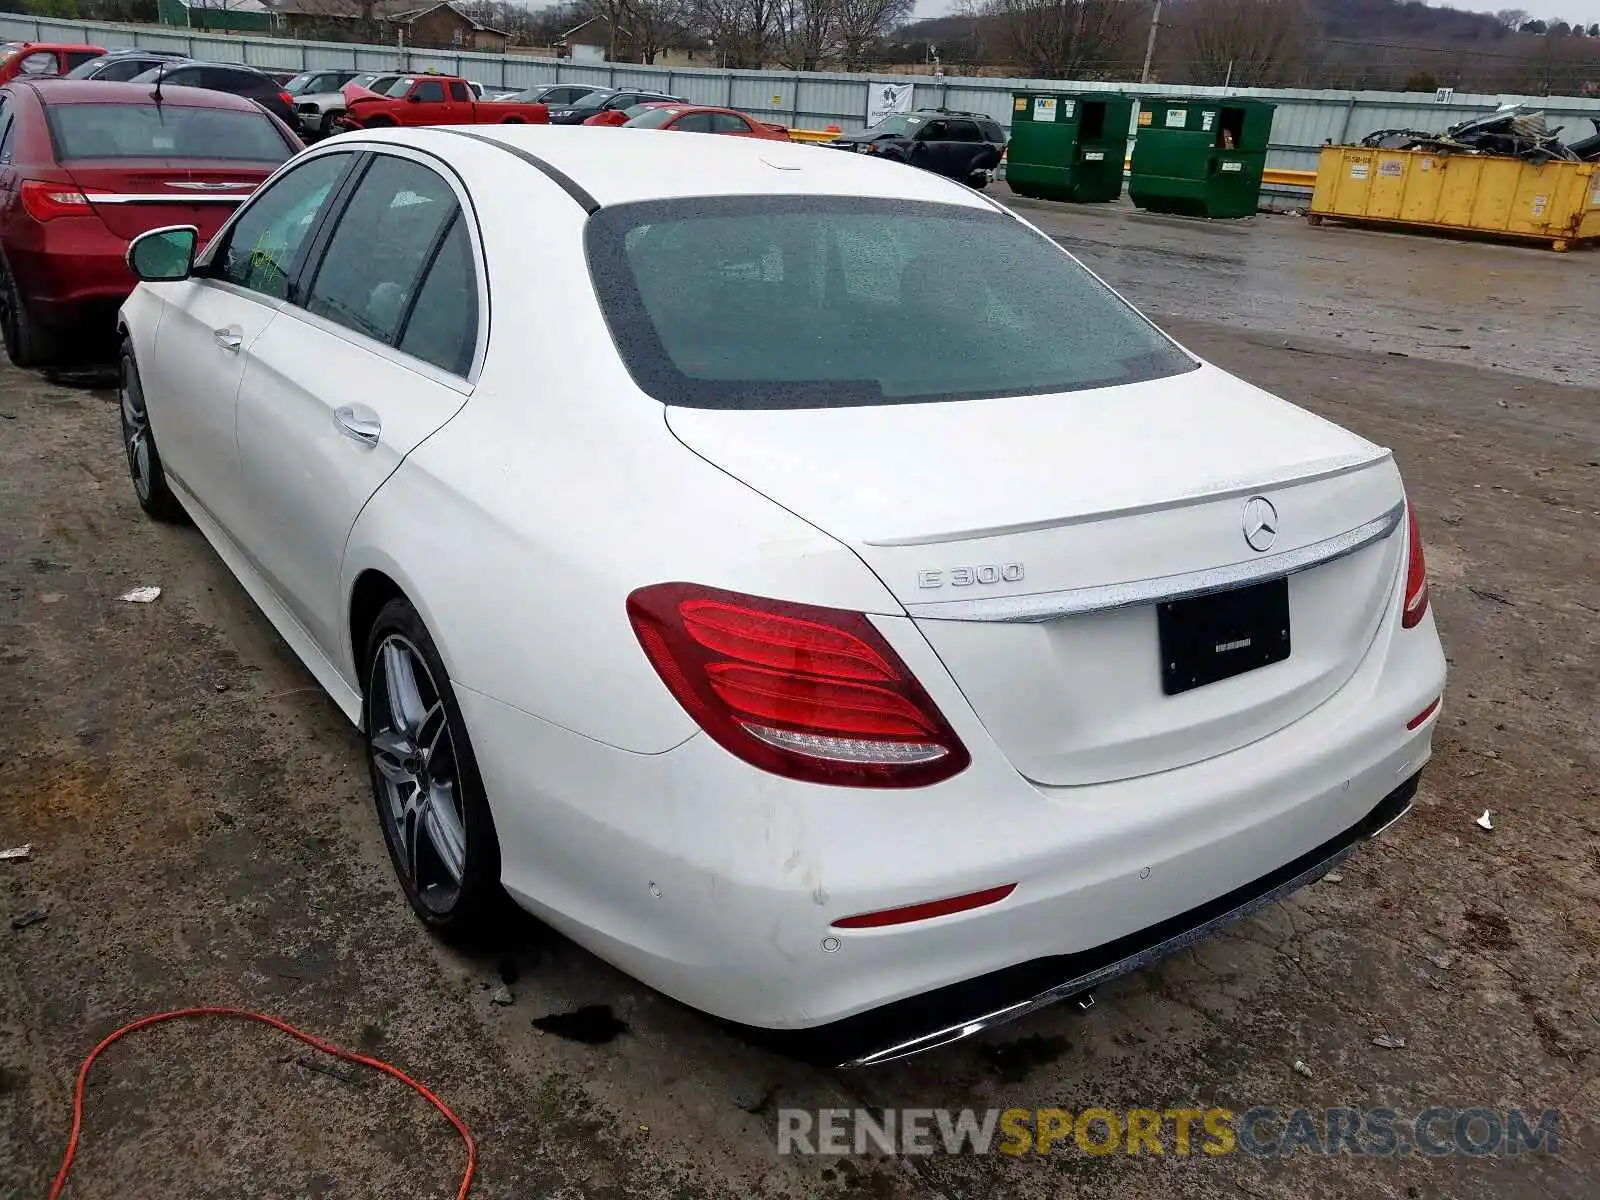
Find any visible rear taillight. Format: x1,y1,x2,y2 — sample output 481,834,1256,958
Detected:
1401,502,1429,629
278,89,294,108
20,180,108,222
627,583,970,788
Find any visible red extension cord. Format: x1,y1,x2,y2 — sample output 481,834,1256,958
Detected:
48,1006,476,1199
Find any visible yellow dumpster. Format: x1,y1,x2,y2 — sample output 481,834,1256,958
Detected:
1309,146,1600,251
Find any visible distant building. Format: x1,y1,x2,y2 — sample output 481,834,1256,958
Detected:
262,0,507,51
558,14,629,63
157,0,275,33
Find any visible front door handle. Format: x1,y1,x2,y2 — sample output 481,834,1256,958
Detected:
333,404,381,446
213,326,243,352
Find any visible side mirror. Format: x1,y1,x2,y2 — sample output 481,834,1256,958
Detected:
126,226,198,282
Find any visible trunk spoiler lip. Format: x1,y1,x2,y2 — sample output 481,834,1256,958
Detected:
865,445,1393,548
906,497,1405,623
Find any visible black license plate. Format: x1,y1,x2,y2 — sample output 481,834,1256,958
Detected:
1158,578,1291,696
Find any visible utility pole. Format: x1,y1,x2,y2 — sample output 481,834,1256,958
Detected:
1140,0,1162,84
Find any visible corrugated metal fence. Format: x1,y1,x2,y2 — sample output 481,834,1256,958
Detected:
7,12,1599,184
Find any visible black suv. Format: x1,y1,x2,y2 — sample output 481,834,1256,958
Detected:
546,87,685,125
827,109,1007,188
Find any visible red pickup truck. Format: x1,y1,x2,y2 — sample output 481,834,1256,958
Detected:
340,74,547,129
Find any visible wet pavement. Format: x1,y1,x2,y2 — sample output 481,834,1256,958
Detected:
1007,192,1600,390
2,203,1597,1199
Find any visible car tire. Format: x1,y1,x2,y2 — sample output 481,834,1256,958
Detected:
966,172,990,190
319,112,340,138
363,596,505,942
118,340,188,524
0,252,61,369
501,116,524,123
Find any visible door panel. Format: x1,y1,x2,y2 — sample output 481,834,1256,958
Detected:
141,151,356,539
143,280,275,530
234,153,479,659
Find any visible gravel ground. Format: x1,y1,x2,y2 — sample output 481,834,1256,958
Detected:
1,198,1596,1199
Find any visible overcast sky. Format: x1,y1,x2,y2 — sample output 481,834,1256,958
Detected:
911,0,1600,26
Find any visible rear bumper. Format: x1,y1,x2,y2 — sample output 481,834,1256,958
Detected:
457,596,1446,1049
791,773,1418,1067
7,234,134,330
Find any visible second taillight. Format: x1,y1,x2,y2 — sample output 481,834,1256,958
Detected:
627,583,970,788
1402,502,1430,629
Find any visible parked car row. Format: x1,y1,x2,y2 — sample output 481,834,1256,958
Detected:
104,123,1445,1069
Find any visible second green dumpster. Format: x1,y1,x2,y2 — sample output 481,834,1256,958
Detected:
1005,91,1134,203
1128,98,1276,218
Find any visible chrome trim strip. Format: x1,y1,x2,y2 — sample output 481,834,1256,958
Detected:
864,449,1391,548
905,500,1405,623
90,194,248,205
843,839,1363,1069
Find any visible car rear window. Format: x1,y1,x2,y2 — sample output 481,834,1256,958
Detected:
48,103,293,162
586,197,1196,410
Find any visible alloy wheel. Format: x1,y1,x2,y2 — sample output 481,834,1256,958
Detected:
119,357,153,503
368,635,468,912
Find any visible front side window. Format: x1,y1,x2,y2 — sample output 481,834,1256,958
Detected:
213,153,351,300
48,102,294,162
414,81,445,103
587,197,1195,410
302,155,460,346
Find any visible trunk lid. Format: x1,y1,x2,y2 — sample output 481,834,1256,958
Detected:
65,159,267,241
666,365,1407,786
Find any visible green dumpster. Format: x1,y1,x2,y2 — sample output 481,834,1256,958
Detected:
1128,98,1276,218
1005,91,1134,203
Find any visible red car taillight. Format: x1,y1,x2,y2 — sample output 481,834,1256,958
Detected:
278,89,294,108
627,583,970,788
1401,502,1429,629
20,180,108,222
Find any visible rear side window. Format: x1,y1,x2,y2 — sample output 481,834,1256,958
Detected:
65,51,100,70
979,120,1005,142
96,59,152,82
48,103,293,161
710,113,750,134
586,197,1196,410
673,112,714,133
303,155,460,346
397,214,478,375
448,81,469,101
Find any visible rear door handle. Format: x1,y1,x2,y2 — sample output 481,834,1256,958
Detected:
213,326,243,352
333,404,381,446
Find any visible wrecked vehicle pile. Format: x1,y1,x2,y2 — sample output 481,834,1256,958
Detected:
1358,104,1600,163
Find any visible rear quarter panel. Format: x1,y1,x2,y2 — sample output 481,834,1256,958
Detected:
340,140,899,752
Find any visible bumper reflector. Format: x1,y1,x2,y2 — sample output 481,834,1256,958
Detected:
832,883,1016,930
1406,697,1441,730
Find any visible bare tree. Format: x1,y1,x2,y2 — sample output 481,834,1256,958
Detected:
693,0,782,66
835,0,916,69
773,0,836,69
1172,0,1311,86
624,0,693,62
1494,8,1529,30
980,0,1141,79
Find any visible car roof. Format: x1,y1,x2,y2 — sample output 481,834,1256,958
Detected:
147,60,270,74
21,78,268,111
397,125,993,210
8,42,106,52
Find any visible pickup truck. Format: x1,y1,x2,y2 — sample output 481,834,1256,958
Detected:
339,74,547,130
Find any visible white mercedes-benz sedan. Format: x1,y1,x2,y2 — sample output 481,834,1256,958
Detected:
117,126,1445,1066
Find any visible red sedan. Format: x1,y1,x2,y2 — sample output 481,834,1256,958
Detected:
582,100,678,128
620,104,791,139
0,80,300,367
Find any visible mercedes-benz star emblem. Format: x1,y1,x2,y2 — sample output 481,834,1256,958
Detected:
1242,496,1279,552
